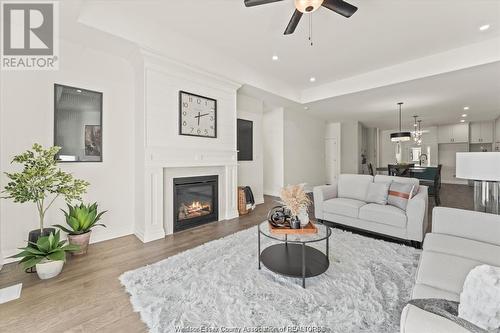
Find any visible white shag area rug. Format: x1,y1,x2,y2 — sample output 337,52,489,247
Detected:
120,226,420,333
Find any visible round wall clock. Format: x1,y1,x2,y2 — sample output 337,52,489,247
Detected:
179,91,217,138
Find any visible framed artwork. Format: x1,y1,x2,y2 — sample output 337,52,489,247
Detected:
179,91,217,138
85,125,102,157
54,84,103,162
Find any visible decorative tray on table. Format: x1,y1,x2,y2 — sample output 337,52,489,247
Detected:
267,206,318,235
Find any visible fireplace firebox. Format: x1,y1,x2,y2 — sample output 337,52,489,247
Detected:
173,175,218,232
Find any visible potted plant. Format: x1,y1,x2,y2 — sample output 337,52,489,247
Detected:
279,184,312,228
54,202,107,255
9,230,79,279
2,144,89,244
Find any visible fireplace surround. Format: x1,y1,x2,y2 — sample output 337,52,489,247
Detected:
173,175,219,232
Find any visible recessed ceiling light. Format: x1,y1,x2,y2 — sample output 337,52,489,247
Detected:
479,24,490,31
272,55,279,61
460,119,466,123
462,114,468,117
76,89,82,93
463,106,470,110
309,77,316,83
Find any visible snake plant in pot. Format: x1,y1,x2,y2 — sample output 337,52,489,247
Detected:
9,230,79,279
54,202,107,255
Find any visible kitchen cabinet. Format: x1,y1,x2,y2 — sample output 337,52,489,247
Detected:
470,121,493,144
438,123,469,143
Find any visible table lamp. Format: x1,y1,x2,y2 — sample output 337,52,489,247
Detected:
456,152,500,214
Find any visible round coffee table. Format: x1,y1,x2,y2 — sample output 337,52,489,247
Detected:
258,221,332,288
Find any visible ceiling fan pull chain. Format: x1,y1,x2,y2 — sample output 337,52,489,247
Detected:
309,12,313,46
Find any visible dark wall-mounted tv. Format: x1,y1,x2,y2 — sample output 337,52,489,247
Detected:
237,119,253,161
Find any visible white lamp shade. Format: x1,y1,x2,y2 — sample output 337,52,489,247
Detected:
456,152,500,181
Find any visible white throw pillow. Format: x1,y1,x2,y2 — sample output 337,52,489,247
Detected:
387,182,415,211
458,264,500,331
366,182,390,205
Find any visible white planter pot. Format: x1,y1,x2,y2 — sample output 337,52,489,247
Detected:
35,259,64,280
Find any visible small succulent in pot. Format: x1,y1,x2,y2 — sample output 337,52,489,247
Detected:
9,230,79,279
54,202,107,255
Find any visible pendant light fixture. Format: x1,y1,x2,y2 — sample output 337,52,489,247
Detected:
390,102,411,142
416,120,423,146
412,115,423,144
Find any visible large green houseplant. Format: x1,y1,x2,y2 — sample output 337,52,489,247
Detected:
2,144,89,242
54,202,107,255
9,230,79,279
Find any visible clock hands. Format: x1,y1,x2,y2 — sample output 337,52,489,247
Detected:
194,112,210,126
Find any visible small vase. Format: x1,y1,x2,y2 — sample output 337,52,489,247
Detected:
298,208,309,227
290,216,301,229
36,259,64,280
68,231,92,255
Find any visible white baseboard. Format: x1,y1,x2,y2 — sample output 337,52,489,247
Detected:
134,227,165,243
263,189,280,197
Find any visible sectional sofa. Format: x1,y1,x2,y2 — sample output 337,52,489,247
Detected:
400,207,500,332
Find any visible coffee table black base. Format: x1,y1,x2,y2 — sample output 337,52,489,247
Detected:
260,244,329,287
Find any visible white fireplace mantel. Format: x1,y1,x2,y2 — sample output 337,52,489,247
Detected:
133,49,241,243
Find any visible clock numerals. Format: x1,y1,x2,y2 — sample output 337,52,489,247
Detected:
180,91,216,138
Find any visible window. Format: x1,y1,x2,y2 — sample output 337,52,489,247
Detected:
237,119,253,161
54,84,103,162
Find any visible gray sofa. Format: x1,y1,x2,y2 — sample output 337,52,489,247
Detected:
313,174,428,246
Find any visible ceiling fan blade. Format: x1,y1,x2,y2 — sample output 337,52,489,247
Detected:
244,0,284,7
321,0,358,18
284,9,303,35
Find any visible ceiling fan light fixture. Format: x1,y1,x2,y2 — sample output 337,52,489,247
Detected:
295,0,323,13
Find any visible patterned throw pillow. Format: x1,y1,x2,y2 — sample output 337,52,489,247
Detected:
366,182,391,205
388,182,416,210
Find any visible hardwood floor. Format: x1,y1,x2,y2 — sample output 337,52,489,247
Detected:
0,198,279,333
0,184,473,333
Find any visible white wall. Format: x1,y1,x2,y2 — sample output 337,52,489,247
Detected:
263,108,284,197
438,143,469,184
0,39,135,260
283,109,326,190
237,93,264,204
340,121,361,174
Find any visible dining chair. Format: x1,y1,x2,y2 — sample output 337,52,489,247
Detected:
388,164,414,177
368,163,374,176
411,165,442,206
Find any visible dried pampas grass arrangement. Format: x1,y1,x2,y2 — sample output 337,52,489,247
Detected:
279,183,312,217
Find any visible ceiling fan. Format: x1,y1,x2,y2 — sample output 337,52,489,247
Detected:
244,0,358,35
